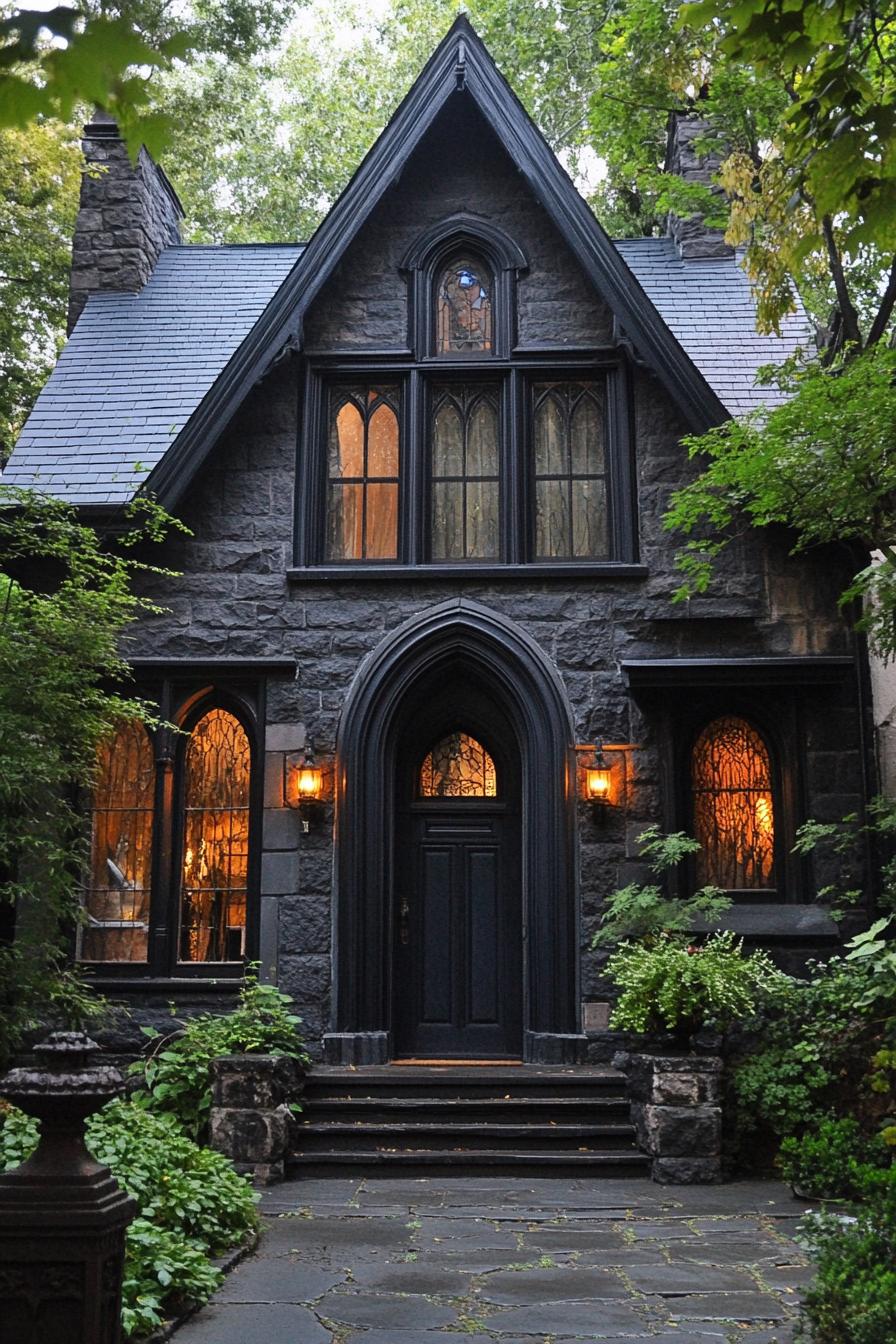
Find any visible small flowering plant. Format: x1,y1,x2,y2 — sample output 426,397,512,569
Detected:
606,929,788,1045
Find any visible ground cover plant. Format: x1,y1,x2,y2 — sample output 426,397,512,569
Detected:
0,1097,259,1338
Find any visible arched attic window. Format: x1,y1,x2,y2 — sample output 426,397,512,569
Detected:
435,256,493,355
691,715,776,890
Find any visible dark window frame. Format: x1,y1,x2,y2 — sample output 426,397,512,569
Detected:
670,695,804,904
293,220,638,577
77,676,264,984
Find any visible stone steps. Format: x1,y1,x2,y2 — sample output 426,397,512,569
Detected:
290,1064,649,1177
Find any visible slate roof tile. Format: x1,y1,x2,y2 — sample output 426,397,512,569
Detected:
5,236,813,505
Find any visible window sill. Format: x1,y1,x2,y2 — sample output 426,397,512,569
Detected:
82,974,243,993
287,563,648,583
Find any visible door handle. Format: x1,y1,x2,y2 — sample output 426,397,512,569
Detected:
399,894,410,945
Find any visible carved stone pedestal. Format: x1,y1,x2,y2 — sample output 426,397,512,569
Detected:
209,1054,303,1184
0,1032,136,1344
627,1053,723,1184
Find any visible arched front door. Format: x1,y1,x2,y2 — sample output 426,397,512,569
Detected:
392,688,522,1059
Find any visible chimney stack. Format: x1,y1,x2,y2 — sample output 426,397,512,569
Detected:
68,112,184,332
665,111,733,261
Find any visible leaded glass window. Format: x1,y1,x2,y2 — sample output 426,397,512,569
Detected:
79,721,154,963
534,381,608,559
419,731,497,798
179,708,251,964
436,257,492,355
692,716,775,889
431,384,500,560
326,385,400,561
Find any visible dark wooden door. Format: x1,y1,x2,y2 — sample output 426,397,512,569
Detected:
393,802,522,1058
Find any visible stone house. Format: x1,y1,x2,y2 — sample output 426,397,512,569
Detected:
5,19,874,1074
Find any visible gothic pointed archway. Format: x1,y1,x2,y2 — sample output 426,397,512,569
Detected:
326,599,583,1065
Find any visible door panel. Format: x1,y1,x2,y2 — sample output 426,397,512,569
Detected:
394,806,521,1058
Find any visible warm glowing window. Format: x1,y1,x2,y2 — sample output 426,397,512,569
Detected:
79,721,154,963
419,731,497,798
431,384,500,560
534,381,608,560
692,716,775,889
326,386,400,561
180,708,251,964
436,257,492,355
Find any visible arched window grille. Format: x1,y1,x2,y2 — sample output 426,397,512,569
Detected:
419,730,497,798
179,707,251,963
80,721,155,963
692,716,775,889
326,385,400,561
435,256,493,355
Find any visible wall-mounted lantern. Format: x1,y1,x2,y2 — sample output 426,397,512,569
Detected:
285,742,325,831
575,742,639,812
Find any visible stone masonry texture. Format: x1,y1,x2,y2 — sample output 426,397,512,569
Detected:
124,95,865,1055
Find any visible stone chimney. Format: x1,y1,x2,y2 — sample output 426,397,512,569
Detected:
68,111,184,332
664,110,733,260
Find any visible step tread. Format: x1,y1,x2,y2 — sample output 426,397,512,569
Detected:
290,1149,648,1164
303,1096,627,1108
299,1121,634,1136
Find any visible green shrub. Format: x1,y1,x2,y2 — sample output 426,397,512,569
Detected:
798,1166,896,1344
131,970,309,1137
606,929,787,1039
779,1116,891,1199
0,1099,258,1339
591,825,731,948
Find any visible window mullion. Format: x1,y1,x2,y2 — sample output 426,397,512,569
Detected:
407,369,422,564
506,369,522,563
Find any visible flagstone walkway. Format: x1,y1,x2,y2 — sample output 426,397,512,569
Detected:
172,1176,813,1343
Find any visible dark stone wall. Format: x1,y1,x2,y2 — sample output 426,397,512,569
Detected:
304,98,614,351
123,98,866,1058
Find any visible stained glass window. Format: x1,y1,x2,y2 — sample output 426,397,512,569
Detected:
534,381,608,559
79,721,154,963
431,384,500,560
326,385,400,561
419,731,497,798
692,716,775,889
179,708,251,964
436,258,493,355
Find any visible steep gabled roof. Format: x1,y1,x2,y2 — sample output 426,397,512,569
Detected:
617,238,813,416
6,17,808,510
4,245,302,506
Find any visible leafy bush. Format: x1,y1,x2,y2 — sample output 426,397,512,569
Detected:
732,950,893,1140
779,1117,891,1200
591,826,731,948
131,970,309,1137
798,1166,896,1344
606,929,787,1040
0,1099,258,1339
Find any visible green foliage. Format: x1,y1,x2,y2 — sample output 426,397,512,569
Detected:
665,345,896,659
779,1117,891,1200
0,485,186,1067
0,1097,258,1338
592,825,731,948
732,954,895,1140
606,929,787,1037
798,1165,896,1344
131,970,309,1138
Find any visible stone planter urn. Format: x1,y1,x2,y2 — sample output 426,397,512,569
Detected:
627,1053,723,1184
208,1054,304,1185
0,1031,137,1344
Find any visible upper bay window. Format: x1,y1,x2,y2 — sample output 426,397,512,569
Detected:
296,217,637,575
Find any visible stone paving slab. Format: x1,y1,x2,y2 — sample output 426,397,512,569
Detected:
173,1176,810,1344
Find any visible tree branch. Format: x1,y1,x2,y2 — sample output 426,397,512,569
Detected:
822,215,863,349
867,256,896,347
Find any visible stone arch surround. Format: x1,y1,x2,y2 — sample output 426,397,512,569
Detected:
325,598,586,1065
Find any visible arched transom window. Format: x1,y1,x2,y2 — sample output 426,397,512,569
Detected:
80,720,155,963
419,731,497,798
692,716,775,889
180,708,251,964
436,256,493,355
